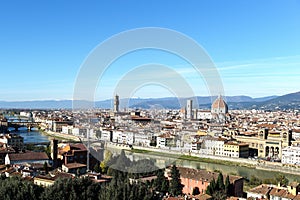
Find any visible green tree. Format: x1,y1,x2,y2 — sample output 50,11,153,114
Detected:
212,190,227,200
207,177,228,198
93,162,101,173
249,175,262,186
161,179,170,194
225,175,231,197
0,176,43,200
216,172,225,190
275,174,289,186
42,177,100,200
169,165,183,196
154,169,169,193
206,178,215,196
100,149,112,174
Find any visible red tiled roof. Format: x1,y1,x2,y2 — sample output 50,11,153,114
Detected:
177,167,242,183
212,96,228,110
248,184,272,195
70,143,87,151
8,151,49,161
63,163,86,169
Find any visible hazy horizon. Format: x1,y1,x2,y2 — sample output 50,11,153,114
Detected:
1,1,299,101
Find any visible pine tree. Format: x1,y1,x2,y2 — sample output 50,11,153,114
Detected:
225,175,231,197
210,178,216,191
169,165,183,196
216,172,225,190
154,169,169,194
206,178,216,196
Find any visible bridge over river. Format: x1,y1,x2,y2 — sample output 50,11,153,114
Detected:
7,121,41,131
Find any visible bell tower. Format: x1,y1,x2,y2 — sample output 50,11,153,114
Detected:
114,94,119,112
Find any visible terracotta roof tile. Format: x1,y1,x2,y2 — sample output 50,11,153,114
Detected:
8,151,49,161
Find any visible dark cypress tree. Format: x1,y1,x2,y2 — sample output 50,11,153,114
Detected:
154,169,169,194
161,178,169,194
169,165,183,196
154,169,164,191
216,172,225,190
206,178,216,196
0,176,44,200
206,184,212,196
210,178,216,191
225,175,231,197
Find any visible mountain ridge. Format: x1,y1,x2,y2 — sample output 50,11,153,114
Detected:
1,92,297,110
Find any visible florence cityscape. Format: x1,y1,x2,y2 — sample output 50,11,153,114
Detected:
1,1,300,200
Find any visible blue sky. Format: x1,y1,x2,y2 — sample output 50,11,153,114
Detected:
0,0,300,101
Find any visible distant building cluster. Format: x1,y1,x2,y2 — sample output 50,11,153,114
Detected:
1,95,300,199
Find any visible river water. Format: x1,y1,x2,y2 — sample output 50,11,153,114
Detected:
7,128,300,182
9,128,50,144
125,150,300,182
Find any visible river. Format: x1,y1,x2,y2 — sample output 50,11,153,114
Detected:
7,128,300,182
106,147,300,182
9,128,50,144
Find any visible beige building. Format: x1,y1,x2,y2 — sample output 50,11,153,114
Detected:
233,128,292,159
34,176,55,187
224,141,249,158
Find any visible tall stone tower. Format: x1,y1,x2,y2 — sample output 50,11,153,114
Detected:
186,99,193,119
114,94,119,112
51,138,58,168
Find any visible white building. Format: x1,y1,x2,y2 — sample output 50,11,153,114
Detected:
116,131,134,145
20,111,32,118
61,125,74,134
133,132,151,147
72,127,87,137
156,132,176,149
196,110,212,120
112,130,122,143
282,145,300,165
201,137,226,156
100,130,112,142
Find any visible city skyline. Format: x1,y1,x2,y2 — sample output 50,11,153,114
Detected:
1,1,300,101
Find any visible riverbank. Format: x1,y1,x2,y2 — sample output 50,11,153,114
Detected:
41,130,81,142
129,148,256,168
128,146,300,176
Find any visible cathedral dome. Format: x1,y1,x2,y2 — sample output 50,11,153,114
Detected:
211,96,228,114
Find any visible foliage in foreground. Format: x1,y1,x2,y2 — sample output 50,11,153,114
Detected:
0,151,185,200
0,174,154,200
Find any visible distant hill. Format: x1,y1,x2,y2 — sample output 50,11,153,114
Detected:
256,91,300,110
1,92,299,110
